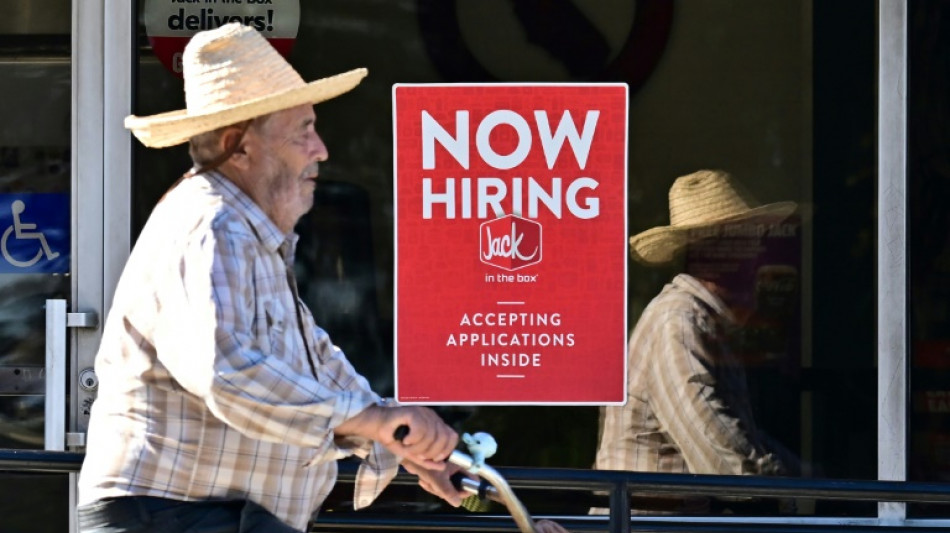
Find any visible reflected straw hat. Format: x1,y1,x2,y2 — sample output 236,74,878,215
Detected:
629,169,797,265
124,23,368,148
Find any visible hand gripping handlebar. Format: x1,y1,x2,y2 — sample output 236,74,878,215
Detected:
394,425,538,533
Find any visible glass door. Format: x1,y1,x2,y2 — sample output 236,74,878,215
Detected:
0,1,127,531
0,2,72,531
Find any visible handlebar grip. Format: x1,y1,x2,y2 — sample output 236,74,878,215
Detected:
449,471,465,491
393,424,410,442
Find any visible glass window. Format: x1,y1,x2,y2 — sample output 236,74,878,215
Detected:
0,1,71,531
131,0,878,518
909,0,950,519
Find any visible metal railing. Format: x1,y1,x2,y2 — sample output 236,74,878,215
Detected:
4,449,950,532
323,461,950,532
0,448,84,472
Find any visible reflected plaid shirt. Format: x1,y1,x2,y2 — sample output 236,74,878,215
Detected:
79,172,398,531
595,274,784,477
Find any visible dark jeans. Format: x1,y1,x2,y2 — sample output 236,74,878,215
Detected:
77,496,302,533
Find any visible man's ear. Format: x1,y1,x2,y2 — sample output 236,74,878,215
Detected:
219,125,251,170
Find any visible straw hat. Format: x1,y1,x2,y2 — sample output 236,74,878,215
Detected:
629,170,797,264
125,23,368,148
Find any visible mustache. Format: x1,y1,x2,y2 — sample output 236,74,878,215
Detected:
301,162,320,179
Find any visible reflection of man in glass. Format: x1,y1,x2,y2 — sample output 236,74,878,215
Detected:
595,170,799,512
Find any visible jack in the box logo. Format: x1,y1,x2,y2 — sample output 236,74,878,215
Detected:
479,214,542,271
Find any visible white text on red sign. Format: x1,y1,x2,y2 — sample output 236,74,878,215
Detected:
420,109,602,220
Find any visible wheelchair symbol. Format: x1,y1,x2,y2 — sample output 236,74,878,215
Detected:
1,200,61,268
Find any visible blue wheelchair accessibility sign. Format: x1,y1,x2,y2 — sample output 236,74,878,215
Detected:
0,194,69,273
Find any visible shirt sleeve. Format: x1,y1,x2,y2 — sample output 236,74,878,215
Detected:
306,327,401,509
152,220,380,455
647,306,784,476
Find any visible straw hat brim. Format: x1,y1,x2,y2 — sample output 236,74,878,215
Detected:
124,68,368,148
629,200,798,265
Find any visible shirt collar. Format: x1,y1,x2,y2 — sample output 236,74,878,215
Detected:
671,273,737,324
206,170,298,256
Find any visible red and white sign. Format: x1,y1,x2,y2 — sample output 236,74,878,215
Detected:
143,0,300,77
394,84,628,404
480,214,542,271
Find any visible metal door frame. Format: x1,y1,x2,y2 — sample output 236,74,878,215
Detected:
69,0,132,531
878,0,909,525
71,0,133,436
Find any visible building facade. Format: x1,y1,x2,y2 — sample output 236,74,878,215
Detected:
0,0,943,531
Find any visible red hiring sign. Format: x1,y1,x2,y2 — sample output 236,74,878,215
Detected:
394,84,628,404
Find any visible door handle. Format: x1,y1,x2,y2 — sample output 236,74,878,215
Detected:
45,299,66,451
45,301,99,451
67,312,98,329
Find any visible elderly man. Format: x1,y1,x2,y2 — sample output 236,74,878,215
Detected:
78,24,464,532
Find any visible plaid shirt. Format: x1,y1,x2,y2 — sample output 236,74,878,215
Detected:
595,274,784,477
79,171,398,531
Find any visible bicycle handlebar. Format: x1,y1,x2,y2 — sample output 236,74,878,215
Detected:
393,425,538,533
